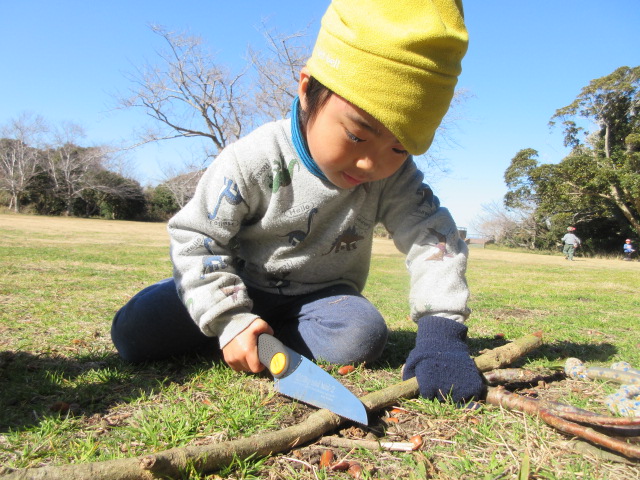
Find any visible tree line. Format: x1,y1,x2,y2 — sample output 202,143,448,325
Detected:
474,66,639,255
0,114,181,221
3,22,636,257
0,25,310,221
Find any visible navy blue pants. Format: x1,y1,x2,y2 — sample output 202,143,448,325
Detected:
111,279,388,365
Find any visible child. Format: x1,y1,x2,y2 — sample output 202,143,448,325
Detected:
623,239,635,260
561,226,581,261
111,0,484,404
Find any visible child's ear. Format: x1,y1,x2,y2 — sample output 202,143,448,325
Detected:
298,68,311,110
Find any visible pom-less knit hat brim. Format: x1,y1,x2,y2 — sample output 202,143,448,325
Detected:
306,0,468,155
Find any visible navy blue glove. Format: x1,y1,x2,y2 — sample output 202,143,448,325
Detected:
403,316,484,404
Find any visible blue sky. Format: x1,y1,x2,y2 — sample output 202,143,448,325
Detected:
2,1,639,232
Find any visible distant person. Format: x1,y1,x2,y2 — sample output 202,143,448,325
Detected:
110,1,485,405
623,239,636,261
561,226,581,261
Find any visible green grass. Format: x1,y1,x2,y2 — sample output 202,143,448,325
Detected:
466,252,640,367
1,214,639,479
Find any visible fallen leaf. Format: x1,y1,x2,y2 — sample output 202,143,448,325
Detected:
320,449,334,468
409,434,424,450
389,407,409,415
338,365,355,375
348,462,363,479
331,460,351,471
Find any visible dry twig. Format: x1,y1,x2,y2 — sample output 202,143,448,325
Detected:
317,436,417,452
486,387,640,459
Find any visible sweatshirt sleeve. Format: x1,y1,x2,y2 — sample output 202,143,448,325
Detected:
378,160,470,323
167,147,259,348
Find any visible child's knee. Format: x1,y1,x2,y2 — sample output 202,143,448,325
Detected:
349,323,389,364
313,313,388,365
110,306,145,363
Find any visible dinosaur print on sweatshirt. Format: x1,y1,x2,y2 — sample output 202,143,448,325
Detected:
208,177,244,220
412,183,440,219
268,157,300,193
220,280,246,302
281,208,318,246
201,255,228,278
323,226,364,255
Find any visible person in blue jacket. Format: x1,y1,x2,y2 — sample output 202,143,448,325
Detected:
623,239,635,261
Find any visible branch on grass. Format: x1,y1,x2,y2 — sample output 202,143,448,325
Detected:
483,367,562,386
1,332,544,480
317,436,418,452
540,408,640,460
474,331,543,372
537,401,640,430
1,410,345,480
486,387,640,459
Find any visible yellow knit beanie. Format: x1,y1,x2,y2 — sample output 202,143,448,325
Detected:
306,0,468,155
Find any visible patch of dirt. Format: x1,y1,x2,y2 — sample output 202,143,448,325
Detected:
491,307,547,320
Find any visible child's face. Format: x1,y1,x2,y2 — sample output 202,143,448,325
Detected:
298,71,409,189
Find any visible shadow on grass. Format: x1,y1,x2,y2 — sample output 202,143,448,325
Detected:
379,329,619,370
523,341,619,364
1,334,619,432
0,350,223,432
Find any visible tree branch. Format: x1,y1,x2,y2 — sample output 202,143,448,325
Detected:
486,387,640,459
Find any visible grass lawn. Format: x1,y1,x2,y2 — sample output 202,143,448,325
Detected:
1,213,639,479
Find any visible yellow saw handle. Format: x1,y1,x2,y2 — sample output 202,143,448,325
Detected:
257,334,301,379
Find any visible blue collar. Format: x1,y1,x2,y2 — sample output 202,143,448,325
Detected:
291,97,328,182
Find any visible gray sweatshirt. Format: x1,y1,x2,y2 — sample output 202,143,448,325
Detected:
168,118,470,348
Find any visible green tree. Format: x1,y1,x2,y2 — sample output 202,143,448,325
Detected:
503,66,639,253
503,148,540,210
549,65,640,233
146,184,180,221
76,170,146,220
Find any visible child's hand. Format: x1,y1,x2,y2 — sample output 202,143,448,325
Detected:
222,318,274,373
402,316,484,404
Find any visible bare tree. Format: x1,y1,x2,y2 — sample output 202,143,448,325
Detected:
159,160,205,209
101,146,138,183
248,24,312,122
0,113,48,212
120,25,252,160
471,201,539,249
118,24,313,207
44,122,108,215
